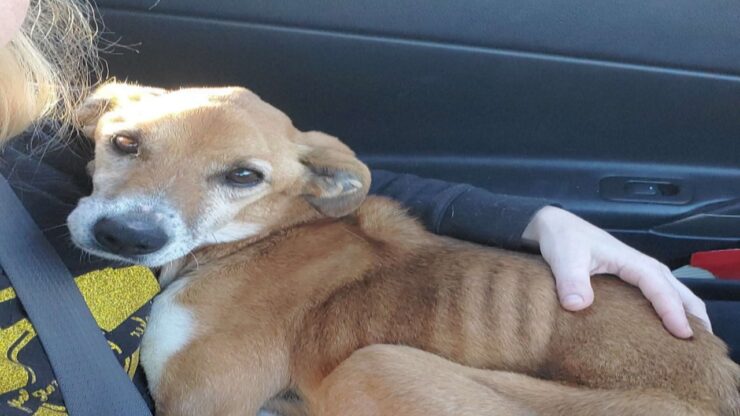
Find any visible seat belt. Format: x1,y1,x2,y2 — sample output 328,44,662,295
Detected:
0,174,152,416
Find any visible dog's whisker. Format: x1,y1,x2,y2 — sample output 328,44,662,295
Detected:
189,252,200,271
42,223,70,232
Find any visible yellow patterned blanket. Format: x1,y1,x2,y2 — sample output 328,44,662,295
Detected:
0,266,159,415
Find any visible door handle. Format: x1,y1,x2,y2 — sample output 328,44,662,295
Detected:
599,176,692,205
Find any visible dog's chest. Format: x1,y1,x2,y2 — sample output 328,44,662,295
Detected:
141,277,196,395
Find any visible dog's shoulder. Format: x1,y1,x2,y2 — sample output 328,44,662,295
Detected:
352,196,431,248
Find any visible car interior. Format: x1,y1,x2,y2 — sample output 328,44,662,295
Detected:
93,0,739,361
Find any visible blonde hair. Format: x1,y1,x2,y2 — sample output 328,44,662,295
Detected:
0,0,100,144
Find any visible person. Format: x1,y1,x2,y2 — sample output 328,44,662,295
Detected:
0,0,717,414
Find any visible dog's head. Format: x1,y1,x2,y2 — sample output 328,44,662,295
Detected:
68,83,370,267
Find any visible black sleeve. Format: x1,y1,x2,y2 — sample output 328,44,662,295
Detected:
0,127,107,275
368,169,552,249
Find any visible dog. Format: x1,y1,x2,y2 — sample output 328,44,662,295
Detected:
68,83,740,416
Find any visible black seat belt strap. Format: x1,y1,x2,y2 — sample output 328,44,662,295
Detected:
0,174,152,416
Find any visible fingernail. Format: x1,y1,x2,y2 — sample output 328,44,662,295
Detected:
563,294,584,308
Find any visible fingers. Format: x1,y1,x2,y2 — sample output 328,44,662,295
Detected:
530,207,711,339
632,263,693,338
670,278,712,333
548,257,595,312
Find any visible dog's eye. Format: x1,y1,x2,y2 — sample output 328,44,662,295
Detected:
226,168,264,187
112,135,139,155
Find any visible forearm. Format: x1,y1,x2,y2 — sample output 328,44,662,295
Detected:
369,169,551,249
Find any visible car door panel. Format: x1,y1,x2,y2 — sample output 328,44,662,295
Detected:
95,2,740,267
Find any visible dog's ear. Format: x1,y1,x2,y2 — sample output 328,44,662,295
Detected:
299,131,371,218
75,82,166,139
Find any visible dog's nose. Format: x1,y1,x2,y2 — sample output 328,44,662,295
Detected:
93,214,169,256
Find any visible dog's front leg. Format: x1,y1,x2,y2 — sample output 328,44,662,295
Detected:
151,344,290,416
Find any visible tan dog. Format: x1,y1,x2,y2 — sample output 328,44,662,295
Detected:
69,83,740,416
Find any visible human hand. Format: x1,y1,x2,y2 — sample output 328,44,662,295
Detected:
522,206,711,338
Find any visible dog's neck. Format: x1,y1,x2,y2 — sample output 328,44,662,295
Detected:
156,211,342,288
155,230,266,288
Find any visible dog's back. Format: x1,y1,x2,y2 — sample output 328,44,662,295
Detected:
285,197,739,415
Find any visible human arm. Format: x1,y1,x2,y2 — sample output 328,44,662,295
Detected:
369,169,711,338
